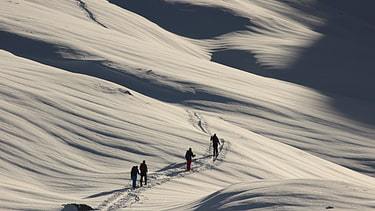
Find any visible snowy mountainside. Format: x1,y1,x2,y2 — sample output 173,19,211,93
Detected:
113,0,375,101
1,0,375,210
1,50,209,210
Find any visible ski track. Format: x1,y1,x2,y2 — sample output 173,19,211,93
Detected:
76,0,107,28
187,110,210,135
97,140,229,210
97,113,229,210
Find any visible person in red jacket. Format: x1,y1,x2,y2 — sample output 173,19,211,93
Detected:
185,148,196,171
139,160,148,187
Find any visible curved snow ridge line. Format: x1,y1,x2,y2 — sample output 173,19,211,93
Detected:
97,139,230,210
76,0,107,28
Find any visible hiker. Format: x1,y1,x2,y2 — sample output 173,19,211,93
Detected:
139,160,148,187
210,133,220,157
185,148,196,171
130,166,139,189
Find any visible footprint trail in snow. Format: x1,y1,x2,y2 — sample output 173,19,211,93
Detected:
96,138,229,210
97,111,229,210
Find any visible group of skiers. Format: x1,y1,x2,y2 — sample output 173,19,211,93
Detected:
130,134,220,189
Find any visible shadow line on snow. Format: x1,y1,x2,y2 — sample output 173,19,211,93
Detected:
86,188,126,199
0,31,252,105
107,1,375,123
108,0,253,39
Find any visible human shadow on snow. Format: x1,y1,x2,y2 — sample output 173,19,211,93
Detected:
85,187,126,199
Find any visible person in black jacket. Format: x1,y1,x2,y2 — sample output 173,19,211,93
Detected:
185,148,196,171
210,133,221,158
130,166,139,189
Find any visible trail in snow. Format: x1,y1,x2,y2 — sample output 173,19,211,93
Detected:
95,139,229,211
95,111,228,210
76,0,107,28
187,110,210,134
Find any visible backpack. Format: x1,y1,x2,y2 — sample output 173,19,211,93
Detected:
140,163,147,172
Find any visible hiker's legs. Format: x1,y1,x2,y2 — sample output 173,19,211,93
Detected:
186,159,191,171
213,146,218,157
140,174,147,186
131,176,137,188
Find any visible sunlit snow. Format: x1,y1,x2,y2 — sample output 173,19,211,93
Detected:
1,0,374,210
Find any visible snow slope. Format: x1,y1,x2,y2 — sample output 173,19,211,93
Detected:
1,0,375,210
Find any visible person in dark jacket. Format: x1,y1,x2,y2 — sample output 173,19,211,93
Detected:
185,148,196,171
131,166,139,189
210,133,221,158
139,160,148,187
